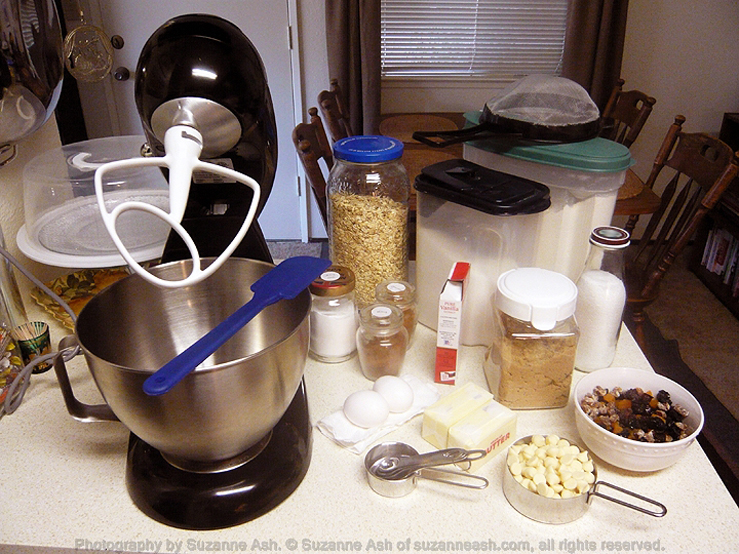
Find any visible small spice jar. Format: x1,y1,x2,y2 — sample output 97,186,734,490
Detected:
483,268,579,409
356,303,408,381
375,279,417,347
308,266,358,363
327,135,410,307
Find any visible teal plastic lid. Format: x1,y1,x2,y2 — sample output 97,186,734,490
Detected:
333,135,404,163
463,111,633,173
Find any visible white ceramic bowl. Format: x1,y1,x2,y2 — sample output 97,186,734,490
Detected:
573,367,704,472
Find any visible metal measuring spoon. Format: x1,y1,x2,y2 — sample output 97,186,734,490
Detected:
371,447,487,480
364,442,489,498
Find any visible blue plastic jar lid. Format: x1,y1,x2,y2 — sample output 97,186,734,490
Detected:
333,135,404,163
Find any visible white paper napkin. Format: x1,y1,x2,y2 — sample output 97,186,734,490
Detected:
316,374,441,454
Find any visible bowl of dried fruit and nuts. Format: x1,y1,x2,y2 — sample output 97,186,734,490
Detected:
573,367,704,472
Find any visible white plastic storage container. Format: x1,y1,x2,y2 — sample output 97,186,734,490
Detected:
462,111,632,282
415,159,551,347
17,136,170,268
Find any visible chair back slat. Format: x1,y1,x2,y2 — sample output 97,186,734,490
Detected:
625,114,739,349
318,78,353,143
292,107,334,227
600,79,656,148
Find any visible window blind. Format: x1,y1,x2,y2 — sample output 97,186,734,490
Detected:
381,0,569,80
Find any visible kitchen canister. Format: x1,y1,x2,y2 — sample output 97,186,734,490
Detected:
463,118,632,282
327,135,410,307
414,159,551,347
483,268,579,409
375,279,417,347
308,265,358,363
575,226,630,372
356,304,408,381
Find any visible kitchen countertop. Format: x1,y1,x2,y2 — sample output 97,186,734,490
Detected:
2,295,738,554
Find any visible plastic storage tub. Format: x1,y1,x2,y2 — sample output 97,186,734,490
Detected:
462,111,632,282
415,159,551,347
17,136,170,268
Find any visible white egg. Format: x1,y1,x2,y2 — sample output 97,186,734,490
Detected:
343,390,390,428
373,375,414,413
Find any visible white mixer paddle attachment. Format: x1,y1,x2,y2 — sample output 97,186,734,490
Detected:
94,124,260,288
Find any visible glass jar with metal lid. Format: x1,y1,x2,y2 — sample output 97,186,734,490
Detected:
308,266,358,363
575,226,630,372
375,279,417,347
356,303,408,381
327,135,410,307
483,267,579,409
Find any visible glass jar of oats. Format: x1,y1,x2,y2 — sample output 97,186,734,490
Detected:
327,135,410,307
483,267,579,409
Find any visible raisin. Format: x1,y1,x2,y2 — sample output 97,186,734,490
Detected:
656,390,671,404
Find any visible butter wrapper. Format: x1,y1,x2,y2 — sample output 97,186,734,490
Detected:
421,382,492,449
447,398,517,472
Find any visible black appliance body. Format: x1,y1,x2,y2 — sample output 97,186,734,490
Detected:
125,14,311,530
135,13,277,264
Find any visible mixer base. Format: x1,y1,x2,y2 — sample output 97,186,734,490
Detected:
125,380,312,530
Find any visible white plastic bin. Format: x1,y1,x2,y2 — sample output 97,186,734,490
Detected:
462,111,633,282
415,159,550,347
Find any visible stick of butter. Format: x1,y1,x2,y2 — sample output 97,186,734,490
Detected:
448,399,517,472
421,382,493,449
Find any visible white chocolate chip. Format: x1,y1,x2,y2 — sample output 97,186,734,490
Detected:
506,435,596,500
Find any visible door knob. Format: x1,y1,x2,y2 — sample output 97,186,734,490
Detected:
113,67,130,81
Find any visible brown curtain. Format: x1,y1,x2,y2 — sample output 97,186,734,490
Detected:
325,0,381,135
562,0,630,110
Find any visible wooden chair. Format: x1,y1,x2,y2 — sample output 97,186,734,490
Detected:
602,79,658,234
601,79,656,148
292,107,334,227
624,115,739,350
318,78,353,143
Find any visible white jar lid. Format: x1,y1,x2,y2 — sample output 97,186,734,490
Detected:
496,267,578,331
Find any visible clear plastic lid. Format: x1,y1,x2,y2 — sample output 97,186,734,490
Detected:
375,280,415,306
19,135,170,267
359,303,404,331
496,267,578,331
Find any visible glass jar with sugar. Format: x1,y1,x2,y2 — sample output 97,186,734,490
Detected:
309,266,358,363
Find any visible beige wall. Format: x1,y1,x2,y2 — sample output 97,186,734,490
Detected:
611,0,739,232
0,119,63,286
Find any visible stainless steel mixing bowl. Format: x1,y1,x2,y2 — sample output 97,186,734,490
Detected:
65,258,310,470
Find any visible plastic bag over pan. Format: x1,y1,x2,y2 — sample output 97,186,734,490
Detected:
412,75,601,147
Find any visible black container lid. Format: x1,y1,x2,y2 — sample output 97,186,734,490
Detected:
414,159,551,215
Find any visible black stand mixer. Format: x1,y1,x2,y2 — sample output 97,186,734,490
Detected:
118,14,312,529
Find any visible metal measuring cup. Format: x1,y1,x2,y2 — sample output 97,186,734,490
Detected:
364,442,489,498
503,435,667,524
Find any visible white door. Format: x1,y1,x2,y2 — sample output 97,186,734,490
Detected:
70,0,305,240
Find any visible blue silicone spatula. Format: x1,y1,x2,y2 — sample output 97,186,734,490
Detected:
143,256,331,396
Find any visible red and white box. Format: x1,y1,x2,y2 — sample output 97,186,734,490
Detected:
434,262,470,384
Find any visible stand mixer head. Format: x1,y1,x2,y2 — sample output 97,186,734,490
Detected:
94,14,278,286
